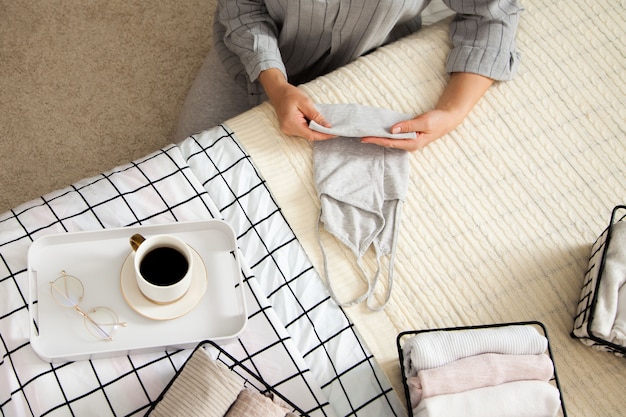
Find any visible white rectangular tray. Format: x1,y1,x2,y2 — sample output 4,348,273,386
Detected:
28,220,247,362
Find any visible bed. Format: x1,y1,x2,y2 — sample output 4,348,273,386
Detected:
1,0,625,416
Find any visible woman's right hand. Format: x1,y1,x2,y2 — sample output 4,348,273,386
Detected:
259,69,335,141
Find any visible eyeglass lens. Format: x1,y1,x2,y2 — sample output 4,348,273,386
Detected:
82,306,124,340
50,272,84,308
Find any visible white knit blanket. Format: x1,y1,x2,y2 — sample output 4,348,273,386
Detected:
225,0,626,415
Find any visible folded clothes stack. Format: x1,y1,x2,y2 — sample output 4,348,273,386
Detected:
401,325,562,417
149,347,297,417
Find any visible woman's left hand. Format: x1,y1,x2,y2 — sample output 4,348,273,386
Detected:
360,108,463,152
361,72,495,152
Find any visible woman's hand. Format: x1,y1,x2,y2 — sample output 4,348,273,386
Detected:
362,72,495,152
259,69,335,141
361,108,464,151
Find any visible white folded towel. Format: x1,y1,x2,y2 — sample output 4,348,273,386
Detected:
309,103,416,139
402,325,548,377
413,380,561,417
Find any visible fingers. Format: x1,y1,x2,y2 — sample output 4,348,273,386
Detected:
391,115,431,137
302,102,331,129
293,101,334,140
361,110,455,151
279,112,334,141
279,109,334,141
360,116,427,151
300,123,336,141
276,93,335,141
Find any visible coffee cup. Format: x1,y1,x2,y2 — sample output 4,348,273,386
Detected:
129,233,193,304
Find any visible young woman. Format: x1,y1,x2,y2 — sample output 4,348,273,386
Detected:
174,0,522,152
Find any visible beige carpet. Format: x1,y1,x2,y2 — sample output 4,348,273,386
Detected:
0,1,216,213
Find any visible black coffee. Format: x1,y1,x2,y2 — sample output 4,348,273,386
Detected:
139,247,189,286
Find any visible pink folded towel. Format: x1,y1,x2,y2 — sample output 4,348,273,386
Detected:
407,353,554,407
413,380,561,417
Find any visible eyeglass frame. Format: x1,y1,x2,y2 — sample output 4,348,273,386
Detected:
49,270,127,341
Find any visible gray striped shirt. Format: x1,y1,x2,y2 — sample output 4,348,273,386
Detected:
214,0,522,95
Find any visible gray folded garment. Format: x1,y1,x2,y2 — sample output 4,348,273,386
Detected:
310,103,411,310
310,103,416,140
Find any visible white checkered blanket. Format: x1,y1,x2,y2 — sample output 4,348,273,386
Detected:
0,126,404,417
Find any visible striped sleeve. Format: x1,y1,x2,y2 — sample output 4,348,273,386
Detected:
443,0,523,80
215,0,287,83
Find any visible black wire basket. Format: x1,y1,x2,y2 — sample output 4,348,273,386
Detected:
571,205,626,356
396,321,568,417
145,340,309,416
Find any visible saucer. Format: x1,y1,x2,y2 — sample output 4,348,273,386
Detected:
120,247,208,320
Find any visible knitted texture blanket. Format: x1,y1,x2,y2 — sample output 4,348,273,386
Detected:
226,1,626,414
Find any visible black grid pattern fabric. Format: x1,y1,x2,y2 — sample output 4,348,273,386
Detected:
0,128,404,416
0,145,330,416
180,125,403,416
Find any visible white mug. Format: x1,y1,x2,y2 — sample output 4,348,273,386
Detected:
129,233,193,304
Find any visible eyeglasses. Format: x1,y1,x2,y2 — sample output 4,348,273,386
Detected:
49,271,127,341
